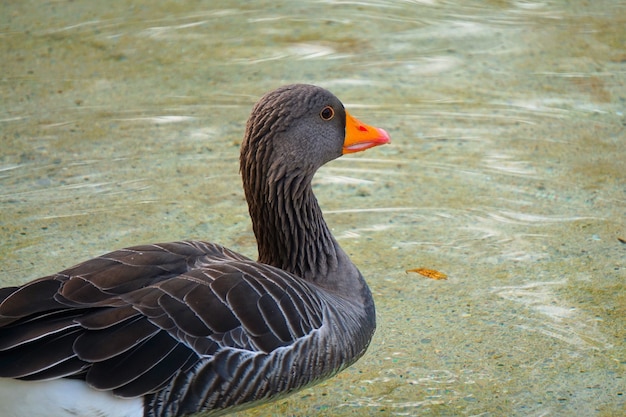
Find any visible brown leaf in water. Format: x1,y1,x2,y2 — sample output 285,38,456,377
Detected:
406,268,448,280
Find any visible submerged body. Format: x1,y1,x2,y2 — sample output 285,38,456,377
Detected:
0,85,390,417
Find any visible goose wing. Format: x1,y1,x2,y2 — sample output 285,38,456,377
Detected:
0,240,325,398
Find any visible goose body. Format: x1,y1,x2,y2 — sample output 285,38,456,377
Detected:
0,84,390,417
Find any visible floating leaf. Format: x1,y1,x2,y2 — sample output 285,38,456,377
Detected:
406,268,448,280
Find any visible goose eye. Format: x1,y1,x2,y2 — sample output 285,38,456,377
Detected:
320,106,334,121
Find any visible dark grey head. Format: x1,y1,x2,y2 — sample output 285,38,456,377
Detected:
240,84,347,184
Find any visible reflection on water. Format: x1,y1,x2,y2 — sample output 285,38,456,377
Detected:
1,0,625,416
491,280,612,351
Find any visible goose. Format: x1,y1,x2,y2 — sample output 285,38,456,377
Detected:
0,84,390,417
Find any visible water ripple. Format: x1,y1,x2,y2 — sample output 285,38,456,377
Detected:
491,281,612,350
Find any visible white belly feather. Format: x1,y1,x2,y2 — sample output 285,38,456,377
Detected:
0,378,144,417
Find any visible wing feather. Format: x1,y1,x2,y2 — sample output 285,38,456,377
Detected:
0,240,327,401
74,315,160,361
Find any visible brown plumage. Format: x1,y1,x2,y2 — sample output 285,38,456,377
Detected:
0,84,390,417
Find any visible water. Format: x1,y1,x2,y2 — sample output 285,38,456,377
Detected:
1,1,624,416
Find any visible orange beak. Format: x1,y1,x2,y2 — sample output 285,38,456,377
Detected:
342,110,391,154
